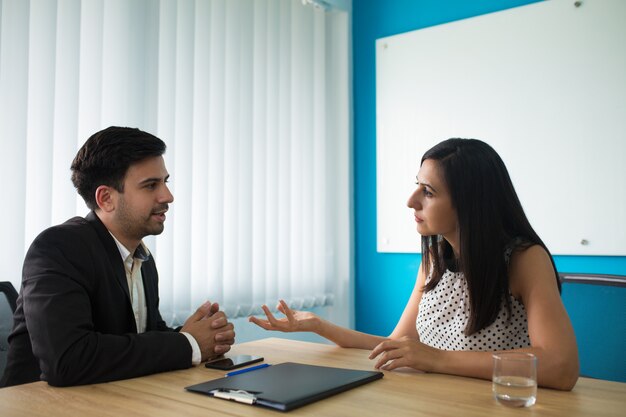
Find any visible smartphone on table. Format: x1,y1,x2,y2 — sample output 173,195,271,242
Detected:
204,355,264,370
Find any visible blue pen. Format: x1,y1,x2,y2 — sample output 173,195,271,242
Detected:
225,363,270,377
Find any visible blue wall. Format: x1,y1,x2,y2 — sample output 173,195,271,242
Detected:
352,0,626,338
561,282,626,382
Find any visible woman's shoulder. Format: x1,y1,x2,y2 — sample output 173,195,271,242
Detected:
505,236,537,256
509,241,550,261
508,243,555,298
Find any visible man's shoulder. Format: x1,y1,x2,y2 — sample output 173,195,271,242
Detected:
30,214,109,254
24,214,116,277
36,216,92,241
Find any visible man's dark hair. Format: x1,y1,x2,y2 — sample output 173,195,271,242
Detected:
71,126,166,210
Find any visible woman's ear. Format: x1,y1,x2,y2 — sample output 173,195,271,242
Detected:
95,185,116,212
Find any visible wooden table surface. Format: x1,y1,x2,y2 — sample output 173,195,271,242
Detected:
0,337,624,416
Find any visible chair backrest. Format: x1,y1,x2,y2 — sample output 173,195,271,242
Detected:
560,273,626,383
0,281,18,381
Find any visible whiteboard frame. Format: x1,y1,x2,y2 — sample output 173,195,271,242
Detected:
376,0,626,255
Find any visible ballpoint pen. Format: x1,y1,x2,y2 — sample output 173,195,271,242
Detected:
225,363,270,377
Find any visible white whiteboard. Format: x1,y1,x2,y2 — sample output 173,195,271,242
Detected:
376,0,626,256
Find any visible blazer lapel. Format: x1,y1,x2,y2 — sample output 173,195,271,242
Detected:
85,211,131,301
140,257,159,330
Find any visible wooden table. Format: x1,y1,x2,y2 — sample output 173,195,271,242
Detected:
1,337,624,416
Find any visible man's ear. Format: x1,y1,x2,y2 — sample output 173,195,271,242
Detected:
95,185,116,212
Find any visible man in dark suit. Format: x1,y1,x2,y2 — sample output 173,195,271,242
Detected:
1,126,235,387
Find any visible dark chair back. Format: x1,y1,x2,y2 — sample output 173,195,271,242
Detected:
0,282,18,381
560,273,626,383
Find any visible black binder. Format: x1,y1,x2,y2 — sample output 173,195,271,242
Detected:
185,362,383,412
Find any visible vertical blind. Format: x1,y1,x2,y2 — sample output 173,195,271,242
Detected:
0,0,351,326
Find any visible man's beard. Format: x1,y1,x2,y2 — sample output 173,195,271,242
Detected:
116,198,167,241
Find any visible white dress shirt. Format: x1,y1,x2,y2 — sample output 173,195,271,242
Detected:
110,233,201,365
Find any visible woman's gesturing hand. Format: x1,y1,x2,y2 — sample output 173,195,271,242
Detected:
248,299,320,333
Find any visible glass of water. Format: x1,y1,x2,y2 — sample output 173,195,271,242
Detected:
492,352,537,407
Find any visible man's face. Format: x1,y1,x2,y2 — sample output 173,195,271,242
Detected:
113,156,174,246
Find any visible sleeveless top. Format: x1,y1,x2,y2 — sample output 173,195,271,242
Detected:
416,246,530,351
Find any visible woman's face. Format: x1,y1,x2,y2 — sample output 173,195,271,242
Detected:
407,159,459,247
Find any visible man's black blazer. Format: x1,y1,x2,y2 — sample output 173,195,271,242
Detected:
0,212,192,387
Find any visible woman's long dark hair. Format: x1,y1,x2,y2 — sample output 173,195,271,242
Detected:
420,138,559,335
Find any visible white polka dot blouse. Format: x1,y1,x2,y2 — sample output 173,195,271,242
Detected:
416,268,530,352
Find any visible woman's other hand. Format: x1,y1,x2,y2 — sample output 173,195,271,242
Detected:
369,336,440,372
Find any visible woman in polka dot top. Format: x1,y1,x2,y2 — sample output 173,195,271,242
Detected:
250,138,579,391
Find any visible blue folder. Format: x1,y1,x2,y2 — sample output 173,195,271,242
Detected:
185,362,383,412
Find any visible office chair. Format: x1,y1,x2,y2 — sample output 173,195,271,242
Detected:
560,273,626,383
0,281,18,381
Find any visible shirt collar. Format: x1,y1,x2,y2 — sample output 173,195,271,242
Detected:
109,232,151,263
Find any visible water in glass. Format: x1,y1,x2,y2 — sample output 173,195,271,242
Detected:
492,375,537,407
